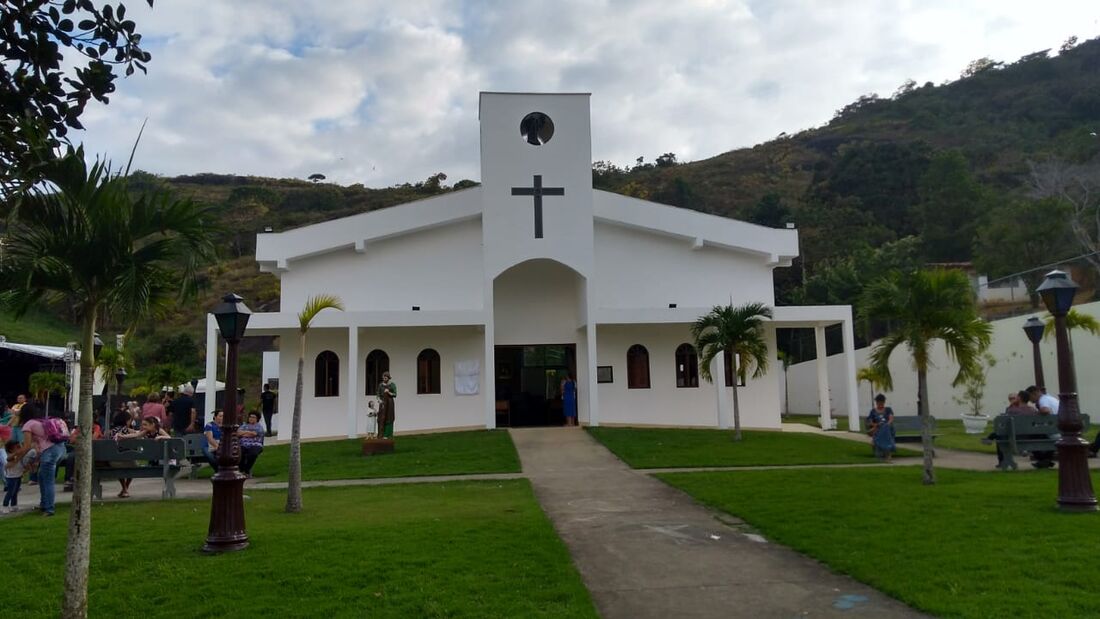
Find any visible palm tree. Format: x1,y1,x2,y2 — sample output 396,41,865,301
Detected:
285,294,344,513
28,371,68,414
692,302,773,441
856,366,888,411
94,345,131,395
0,147,215,618
859,269,992,485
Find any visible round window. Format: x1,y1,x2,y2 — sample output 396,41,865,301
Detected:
520,112,554,146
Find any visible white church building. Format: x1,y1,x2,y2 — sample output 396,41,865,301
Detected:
203,92,861,440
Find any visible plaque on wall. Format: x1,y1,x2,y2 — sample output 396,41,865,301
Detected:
597,366,614,384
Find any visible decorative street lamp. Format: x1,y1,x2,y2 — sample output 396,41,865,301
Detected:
115,367,127,396
204,293,252,553
1022,316,1046,390
93,332,104,358
1036,270,1097,512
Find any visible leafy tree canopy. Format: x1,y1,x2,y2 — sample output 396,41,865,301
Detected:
1,0,153,193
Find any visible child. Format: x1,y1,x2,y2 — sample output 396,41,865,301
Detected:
3,440,35,513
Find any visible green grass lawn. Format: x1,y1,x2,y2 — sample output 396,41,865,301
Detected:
659,466,1100,618
585,427,919,468
784,413,996,455
8,481,597,618
214,430,521,481
0,309,80,345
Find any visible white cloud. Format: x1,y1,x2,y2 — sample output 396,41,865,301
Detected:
74,0,1100,186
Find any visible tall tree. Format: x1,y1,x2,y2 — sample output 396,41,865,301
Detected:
916,151,985,262
285,294,344,513
0,147,215,618
1028,157,1100,276
692,303,773,441
859,269,992,485
973,197,1074,308
1,1,154,195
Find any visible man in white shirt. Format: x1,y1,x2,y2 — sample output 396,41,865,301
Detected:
1027,386,1059,415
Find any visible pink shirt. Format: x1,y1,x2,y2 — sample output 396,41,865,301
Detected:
22,418,52,453
142,402,167,424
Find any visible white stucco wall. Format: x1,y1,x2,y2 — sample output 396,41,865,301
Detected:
279,218,485,312
276,325,486,439
787,300,1100,420
593,222,777,310
596,324,781,429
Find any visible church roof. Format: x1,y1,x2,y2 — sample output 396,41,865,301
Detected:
255,185,799,272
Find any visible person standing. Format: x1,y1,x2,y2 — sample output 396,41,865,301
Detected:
260,383,277,437
141,393,167,427
866,394,896,462
170,384,198,436
378,372,397,439
561,373,578,427
18,404,66,516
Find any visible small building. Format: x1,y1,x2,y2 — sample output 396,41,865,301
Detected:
204,92,860,439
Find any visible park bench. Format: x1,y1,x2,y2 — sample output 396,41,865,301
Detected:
92,438,185,500
860,415,938,443
181,433,210,479
992,413,1091,471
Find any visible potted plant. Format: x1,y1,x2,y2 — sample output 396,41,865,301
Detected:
954,352,996,434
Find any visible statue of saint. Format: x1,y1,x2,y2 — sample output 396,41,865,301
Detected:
377,372,396,439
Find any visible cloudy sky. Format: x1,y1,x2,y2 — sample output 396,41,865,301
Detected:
75,0,1100,187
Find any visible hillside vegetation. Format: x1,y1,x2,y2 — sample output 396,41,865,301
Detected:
7,36,1100,382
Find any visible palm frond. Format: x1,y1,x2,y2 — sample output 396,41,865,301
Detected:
298,294,345,333
1043,308,1100,340
692,302,772,383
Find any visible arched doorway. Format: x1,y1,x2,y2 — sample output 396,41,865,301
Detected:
492,259,584,426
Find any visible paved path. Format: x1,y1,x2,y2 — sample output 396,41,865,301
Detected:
509,427,927,619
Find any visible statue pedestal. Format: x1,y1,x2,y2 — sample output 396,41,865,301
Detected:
362,438,395,456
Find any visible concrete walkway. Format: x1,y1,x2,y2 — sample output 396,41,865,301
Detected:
510,427,927,619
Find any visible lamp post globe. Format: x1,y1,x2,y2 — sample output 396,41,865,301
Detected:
1034,270,1097,511
204,293,253,553
1022,317,1046,390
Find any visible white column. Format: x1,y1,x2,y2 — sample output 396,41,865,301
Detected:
842,313,861,432
204,314,218,419
585,319,599,427
346,326,359,438
483,277,497,430
583,278,600,427
714,352,731,429
814,324,830,430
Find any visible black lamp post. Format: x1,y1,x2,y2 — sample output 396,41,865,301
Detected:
1036,270,1097,512
115,367,127,396
204,293,252,553
1023,316,1046,390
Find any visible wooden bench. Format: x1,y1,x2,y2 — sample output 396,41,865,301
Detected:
992,414,1091,471
181,433,210,479
861,415,938,443
92,438,185,500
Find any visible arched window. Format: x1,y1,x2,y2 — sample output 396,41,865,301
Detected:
723,350,745,387
627,344,650,389
365,349,389,396
675,343,698,388
314,351,339,397
417,348,441,394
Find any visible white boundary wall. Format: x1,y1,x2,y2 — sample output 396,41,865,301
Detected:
787,300,1100,420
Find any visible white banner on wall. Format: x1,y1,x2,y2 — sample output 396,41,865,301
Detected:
454,359,480,395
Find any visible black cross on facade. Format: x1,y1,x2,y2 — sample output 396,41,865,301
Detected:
511,174,565,239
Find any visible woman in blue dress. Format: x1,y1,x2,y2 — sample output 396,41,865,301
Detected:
867,394,896,462
561,374,577,427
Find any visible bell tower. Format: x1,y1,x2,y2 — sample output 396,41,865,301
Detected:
478,92,594,278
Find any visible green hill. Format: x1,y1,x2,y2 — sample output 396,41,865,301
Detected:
8,36,1100,374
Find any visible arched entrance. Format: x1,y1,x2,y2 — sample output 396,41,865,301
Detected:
492,259,585,426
